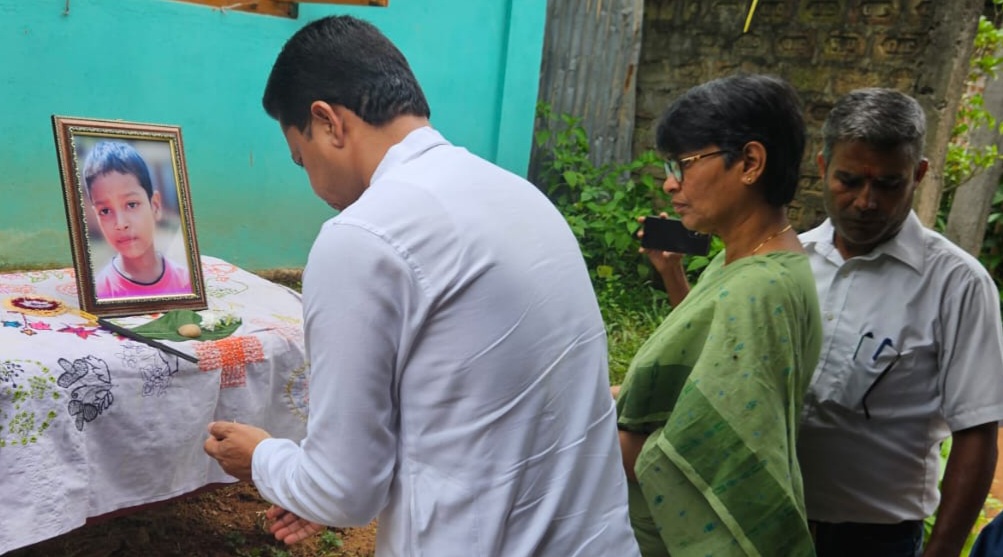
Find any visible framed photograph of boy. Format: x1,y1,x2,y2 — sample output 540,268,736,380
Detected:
52,116,207,317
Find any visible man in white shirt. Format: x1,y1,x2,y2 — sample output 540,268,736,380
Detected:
202,15,639,557
798,87,1003,557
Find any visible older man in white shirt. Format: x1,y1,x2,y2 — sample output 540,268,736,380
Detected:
798,87,1003,557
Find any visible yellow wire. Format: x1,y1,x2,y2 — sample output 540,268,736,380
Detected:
743,0,759,33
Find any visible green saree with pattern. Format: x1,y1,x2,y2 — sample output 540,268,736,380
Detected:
617,251,822,557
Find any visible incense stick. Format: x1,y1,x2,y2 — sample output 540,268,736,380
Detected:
84,313,199,364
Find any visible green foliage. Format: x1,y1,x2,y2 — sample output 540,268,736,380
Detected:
944,14,1003,191
225,531,248,549
534,102,661,311
534,103,732,383
605,294,668,385
941,8,1003,301
983,184,1003,297
534,103,722,322
318,529,345,555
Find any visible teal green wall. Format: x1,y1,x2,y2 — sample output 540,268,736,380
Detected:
0,0,546,270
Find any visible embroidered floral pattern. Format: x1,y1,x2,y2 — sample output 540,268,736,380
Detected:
206,281,251,299
4,295,67,317
23,270,72,283
114,344,180,397
203,262,239,281
0,359,60,447
56,355,114,432
284,362,310,422
0,284,34,296
57,325,101,340
249,316,305,344
56,282,78,297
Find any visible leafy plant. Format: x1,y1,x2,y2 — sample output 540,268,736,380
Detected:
943,14,1003,192
982,184,1003,296
318,529,345,555
534,103,662,312
605,299,666,385
940,4,1003,301
534,102,721,321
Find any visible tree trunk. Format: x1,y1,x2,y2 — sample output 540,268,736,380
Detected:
945,69,1003,257
912,0,983,227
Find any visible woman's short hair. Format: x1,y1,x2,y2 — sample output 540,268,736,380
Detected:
656,74,806,207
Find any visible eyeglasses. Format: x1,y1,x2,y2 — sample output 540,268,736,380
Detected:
663,150,730,183
861,353,901,419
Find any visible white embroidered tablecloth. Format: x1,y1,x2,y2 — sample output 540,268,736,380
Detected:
0,256,309,554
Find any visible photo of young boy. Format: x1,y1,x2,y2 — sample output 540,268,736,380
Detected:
81,140,192,300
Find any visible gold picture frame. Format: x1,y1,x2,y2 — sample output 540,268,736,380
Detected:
52,116,207,317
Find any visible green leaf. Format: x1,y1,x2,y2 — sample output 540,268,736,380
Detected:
535,129,551,147
563,171,580,188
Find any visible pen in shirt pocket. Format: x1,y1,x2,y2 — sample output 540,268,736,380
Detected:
872,337,894,361
853,332,875,361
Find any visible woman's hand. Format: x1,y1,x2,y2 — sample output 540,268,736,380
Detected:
637,213,684,272
637,214,691,306
619,429,650,483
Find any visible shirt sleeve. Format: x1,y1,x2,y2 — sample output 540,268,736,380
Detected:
940,266,1003,431
252,222,421,526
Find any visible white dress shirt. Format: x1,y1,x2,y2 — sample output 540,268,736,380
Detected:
252,127,639,556
797,212,1003,523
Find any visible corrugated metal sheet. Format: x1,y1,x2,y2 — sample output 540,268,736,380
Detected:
530,0,645,183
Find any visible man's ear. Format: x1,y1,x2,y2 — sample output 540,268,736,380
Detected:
914,157,929,182
816,151,827,179
741,140,767,184
309,101,346,147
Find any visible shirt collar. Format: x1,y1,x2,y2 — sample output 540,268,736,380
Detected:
370,126,450,184
802,211,925,273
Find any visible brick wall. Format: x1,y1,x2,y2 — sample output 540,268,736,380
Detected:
634,0,982,229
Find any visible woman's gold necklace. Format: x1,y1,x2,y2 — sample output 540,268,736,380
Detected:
750,224,793,255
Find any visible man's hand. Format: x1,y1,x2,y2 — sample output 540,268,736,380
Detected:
923,422,998,557
203,421,272,481
266,505,326,545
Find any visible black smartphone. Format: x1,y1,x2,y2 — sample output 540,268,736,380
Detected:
641,217,711,256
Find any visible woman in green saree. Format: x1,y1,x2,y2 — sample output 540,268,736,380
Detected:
615,74,823,557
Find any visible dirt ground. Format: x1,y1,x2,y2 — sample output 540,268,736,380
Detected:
8,430,1003,556
5,482,377,557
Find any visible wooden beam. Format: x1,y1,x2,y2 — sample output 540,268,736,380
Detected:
299,0,389,5
171,0,388,18
171,0,297,18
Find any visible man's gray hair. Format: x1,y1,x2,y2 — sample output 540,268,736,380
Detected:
821,88,926,165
